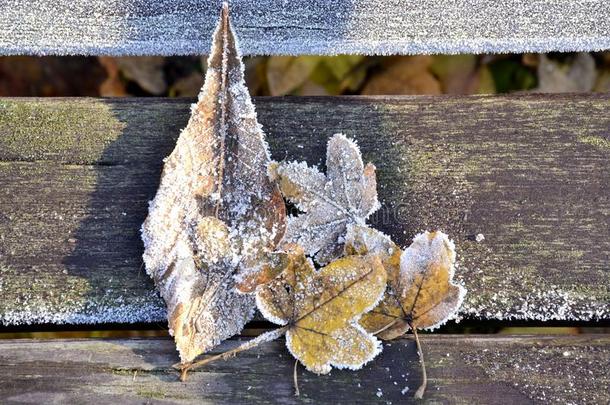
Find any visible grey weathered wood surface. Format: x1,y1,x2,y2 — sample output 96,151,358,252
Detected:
0,335,608,404
0,1,609,56
0,95,608,325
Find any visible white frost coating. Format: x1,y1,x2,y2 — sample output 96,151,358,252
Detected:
345,223,397,259
462,286,608,322
0,1,608,56
400,231,467,331
274,133,380,265
0,293,166,325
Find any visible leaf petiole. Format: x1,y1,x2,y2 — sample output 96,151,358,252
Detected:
293,359,300,396
176,325,289,381
371,318,399,335
409,322,427,399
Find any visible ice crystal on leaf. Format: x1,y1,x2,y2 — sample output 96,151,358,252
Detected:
269,134,380,265
141,4,285,364
256,244,387,374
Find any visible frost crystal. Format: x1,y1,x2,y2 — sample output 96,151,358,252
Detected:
141,4,284,363
270,134,380,265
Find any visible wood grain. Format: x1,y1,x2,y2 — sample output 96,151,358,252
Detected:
0,335,608,404
0,96,608,325
1,1,609,56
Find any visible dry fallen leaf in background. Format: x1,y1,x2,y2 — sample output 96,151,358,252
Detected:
359,230,466,398
266,56,322,96
362,56,442,95
97,57,129,97
98,56,167,96
141,3,285,364
430,55,496,94
170,71,206,97
179,244,386,382
265,55,367,96
270,133,380,265
536,53,597,93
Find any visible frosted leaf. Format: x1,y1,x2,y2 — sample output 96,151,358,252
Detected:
255,245,387,374
361,231,467,339
141,3,285,363
270,134,380,264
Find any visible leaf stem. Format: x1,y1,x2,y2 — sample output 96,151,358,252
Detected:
293,358,300,397
372,318,399,335
410,323,427,399
176,326,289,381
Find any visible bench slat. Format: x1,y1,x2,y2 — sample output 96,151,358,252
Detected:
0,335,608,403
0,96,608,325
0,1,609,56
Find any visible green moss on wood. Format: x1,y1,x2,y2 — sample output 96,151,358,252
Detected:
578,135,610,150
0,99,125,163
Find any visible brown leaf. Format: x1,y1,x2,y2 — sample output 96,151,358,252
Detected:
360,231,466,338
362,56,441,95
97,57,129,97
170,71,205,97
115,56,167,94
430,55,495,94
269,134,380,265
141,4,285,363
234,242,293,293
256,245,387,374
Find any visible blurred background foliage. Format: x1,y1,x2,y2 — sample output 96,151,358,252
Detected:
0,52,608,97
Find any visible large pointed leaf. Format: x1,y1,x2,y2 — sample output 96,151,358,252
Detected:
141,3,285,363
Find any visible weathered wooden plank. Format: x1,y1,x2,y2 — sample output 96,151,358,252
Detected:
0,335,607,404
0,96,608,325
0,1,609,56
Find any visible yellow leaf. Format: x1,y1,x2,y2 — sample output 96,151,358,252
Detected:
344,224,400,281
256,246,387,374
345,225,407,339
361,231,466,337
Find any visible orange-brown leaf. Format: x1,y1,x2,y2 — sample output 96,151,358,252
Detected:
361,231,466,338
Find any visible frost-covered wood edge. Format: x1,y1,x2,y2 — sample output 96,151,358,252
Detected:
0,335,608,404
0,95,608,326
0,0,609,56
